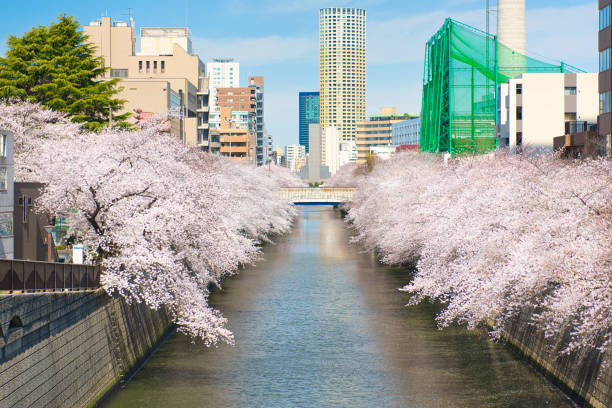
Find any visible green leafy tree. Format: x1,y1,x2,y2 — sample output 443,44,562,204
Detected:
0,15,129,131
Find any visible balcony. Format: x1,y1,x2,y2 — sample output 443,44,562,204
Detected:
197,122,209,130
565,121,596,135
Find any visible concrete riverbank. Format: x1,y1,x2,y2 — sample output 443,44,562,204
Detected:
0,289,172,408
502,311,611,408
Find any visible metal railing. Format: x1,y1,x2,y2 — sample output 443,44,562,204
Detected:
0,259,101,292
565,121,596,135
278,188,356,204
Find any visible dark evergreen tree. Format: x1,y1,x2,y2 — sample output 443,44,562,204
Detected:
0,15,129,131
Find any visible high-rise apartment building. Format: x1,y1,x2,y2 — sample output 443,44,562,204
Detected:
599,2,612,154
319,8,367,143
298,92,320,153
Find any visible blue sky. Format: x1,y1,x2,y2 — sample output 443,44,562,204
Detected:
0,0,598,149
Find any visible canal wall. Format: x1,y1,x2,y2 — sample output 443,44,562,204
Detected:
502,310,611,408
0,289,173,408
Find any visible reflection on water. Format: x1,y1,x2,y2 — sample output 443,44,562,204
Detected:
108,206,572,408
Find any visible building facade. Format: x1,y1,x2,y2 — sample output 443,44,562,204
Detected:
298,92,320,153
215,76,266,165
599,1,612,153
285,144,306,172
0,130,14,259
319,8,367,144
392,118,420,151
498,73,598,149
207,58,239,130
356,108,413,164
84,17,210,149
324,127,340,175
140,27,193,56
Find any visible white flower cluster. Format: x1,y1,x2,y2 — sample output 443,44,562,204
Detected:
2,102,300,346
346,151,612,365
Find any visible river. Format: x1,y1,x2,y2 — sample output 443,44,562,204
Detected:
107,206,573,408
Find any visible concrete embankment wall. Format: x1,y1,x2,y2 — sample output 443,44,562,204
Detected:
0,289,173,408
502,311,611,408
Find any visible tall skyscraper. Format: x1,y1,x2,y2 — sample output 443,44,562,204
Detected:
319,8,366,143
298,92,320,153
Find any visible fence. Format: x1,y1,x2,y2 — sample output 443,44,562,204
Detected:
278,188,356,204
0,259,101,292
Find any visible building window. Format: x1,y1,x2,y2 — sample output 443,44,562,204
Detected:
516,132,523,147
138,61,142,73
153,61,157,72
564,87,577,96
0,134,6,158
0,213,13,236
600,48,610,72
600,91,611,114
161,61,165,73
146,61,150,73
564,112,577,121
516,83,522,95
600,5,611,30
516,106,522,120
110,69,128,78
0,167,7,191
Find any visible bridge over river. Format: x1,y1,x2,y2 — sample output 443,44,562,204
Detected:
278,187,355,205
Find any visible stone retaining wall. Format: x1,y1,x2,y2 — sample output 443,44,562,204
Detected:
503,310,611,408
0,289,173,407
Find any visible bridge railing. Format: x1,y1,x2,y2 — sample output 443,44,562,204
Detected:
278,187,356,203
0,259,101,292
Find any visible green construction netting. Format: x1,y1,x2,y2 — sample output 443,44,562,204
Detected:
420,18,582,155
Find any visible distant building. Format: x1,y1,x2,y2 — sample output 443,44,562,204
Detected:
339,141,357,166
356,108,415,164
300,124,330,182
273,146,283,166
0,130,14,259
320,8,366,143
286,144,306,172
84,17,210,149
498,73,598,149
324,127,340,175
598,2,612,155
207,59,239,128
217,107,251,162
392,118,420,152
299,92,320,153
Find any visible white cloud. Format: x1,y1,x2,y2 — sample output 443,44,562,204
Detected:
193,35,316,66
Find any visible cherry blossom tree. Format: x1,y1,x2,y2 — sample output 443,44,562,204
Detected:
324,163,363,188
1,102,298,345
346,151,612,365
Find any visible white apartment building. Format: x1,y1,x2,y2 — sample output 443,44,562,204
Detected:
285,144,306,172
339,141,357,166
207,59,240,129
498,73,598,149
319,8,367,143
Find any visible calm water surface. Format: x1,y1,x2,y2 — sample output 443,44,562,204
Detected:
108,206,573,408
